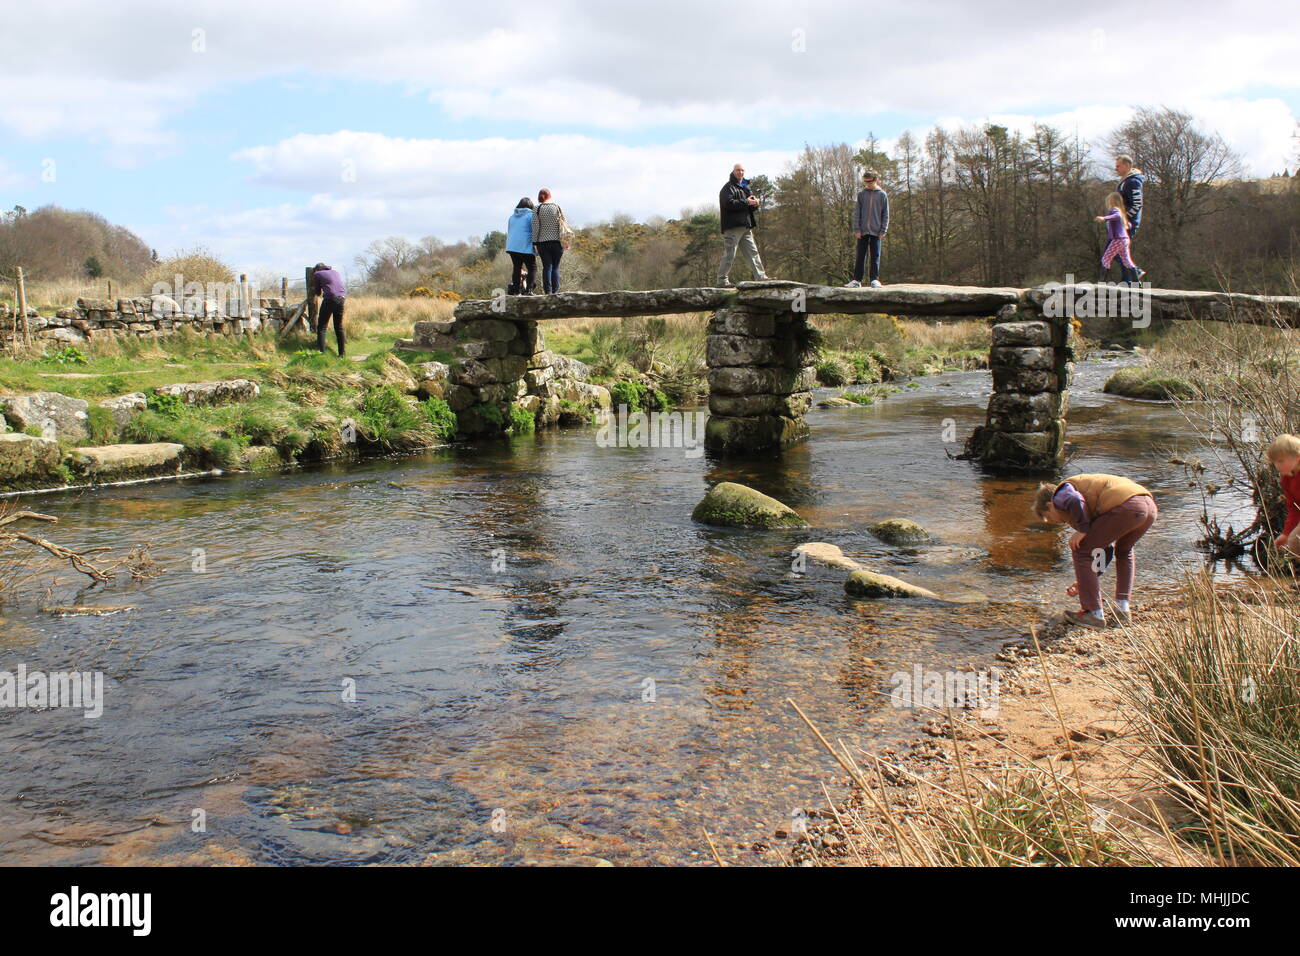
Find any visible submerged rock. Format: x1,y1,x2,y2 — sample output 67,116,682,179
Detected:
844,569,939,600
99,392,147,431
692,481,809,529
793,542,864,571
868,518,932,546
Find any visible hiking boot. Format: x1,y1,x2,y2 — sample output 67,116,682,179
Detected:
1063,609,1108,629
1111,606,1132,625
716,278,734,288
869,279,883,287
845,279,862,288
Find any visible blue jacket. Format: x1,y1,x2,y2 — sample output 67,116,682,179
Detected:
1117,172,1144,233
506,207,534,254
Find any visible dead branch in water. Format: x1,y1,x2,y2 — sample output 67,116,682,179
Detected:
0,510,163,589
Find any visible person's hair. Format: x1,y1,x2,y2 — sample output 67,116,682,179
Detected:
1116,154,1134,167
516,197,535,210
538,188,552,202
1105,191,1129,227
313,263,329,271
1032,481,1059,519
1266,434,1300,460
862,169,879,182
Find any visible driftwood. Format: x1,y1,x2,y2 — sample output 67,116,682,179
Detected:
0,511,161,584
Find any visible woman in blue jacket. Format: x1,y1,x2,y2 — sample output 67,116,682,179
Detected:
506,198,536,295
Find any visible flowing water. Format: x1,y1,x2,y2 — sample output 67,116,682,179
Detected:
0,356,1253,865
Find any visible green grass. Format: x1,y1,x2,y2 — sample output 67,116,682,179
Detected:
1103,366,1198,400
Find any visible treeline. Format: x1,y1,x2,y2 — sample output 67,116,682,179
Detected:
0,205,156,283
359,107,1299,297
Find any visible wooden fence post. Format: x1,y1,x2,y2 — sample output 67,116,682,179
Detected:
239,273,249,320
16,266,29,347
281,276,288,307
305,265,319,336
107,278,113,300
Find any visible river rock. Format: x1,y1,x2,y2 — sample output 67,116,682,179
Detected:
0,391,90,442
793,542,864,571
0,432,63,484
412,361,451,398
100,392,148,431
844,569,939,600
68,442,185,479
155,379,260,407
692,481,809,529
869,518,932,546
817,396,857,408
240,445,283,471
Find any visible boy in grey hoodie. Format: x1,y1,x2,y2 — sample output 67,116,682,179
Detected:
846,170,889,287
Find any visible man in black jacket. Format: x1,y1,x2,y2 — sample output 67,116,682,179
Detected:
716,163,769,286
1114,155,1147,281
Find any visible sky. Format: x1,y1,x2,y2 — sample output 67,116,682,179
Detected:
3,0,1298,281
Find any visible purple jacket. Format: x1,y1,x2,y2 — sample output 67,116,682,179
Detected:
1102,208,1128,242
1052,482,1091,532
311,268,347,299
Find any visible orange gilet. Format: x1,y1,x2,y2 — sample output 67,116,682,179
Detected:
1058,473,1152,519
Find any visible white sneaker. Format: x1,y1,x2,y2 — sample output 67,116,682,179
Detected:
845,280,862,288
869,279,882,287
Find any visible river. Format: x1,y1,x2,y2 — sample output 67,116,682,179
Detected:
0,355,1253,865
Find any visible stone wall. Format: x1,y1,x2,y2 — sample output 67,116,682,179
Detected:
703,305,817,454
962,304,1072,471
398,314,610,437
0,296,293,349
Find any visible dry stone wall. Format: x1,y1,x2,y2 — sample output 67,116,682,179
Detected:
0,296,293,349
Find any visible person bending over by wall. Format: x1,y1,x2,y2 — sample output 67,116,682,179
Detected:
1096,192,1141,285
310,262,347,357
1033,473,1157,628
506,197,537,295
845,169,889,288
716,162,769,287
531,188,572,295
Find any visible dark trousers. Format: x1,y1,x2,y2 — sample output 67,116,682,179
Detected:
853,234,882,282
537,240,564,294
508,252,536,294
316,295,345,356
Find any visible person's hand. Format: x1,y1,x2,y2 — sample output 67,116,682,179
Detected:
854,232,863,239
1094,216,1105,222
1069,532,1085,550
1277,535,1289,551
1066,582,1079,597
748,196,759,206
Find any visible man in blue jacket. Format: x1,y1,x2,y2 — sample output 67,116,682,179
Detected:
846,170,889,287
1114,155,1146,281
716,163,769,286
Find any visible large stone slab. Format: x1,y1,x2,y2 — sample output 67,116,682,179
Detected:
455,288,733,320
0,392,90,442
68,442,185,479
736,281,1024,316
1024,284,1300,328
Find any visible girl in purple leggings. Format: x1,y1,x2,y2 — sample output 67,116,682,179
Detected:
1096,192,1140,284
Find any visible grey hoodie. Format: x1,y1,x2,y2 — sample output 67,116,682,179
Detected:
852,187,890,237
